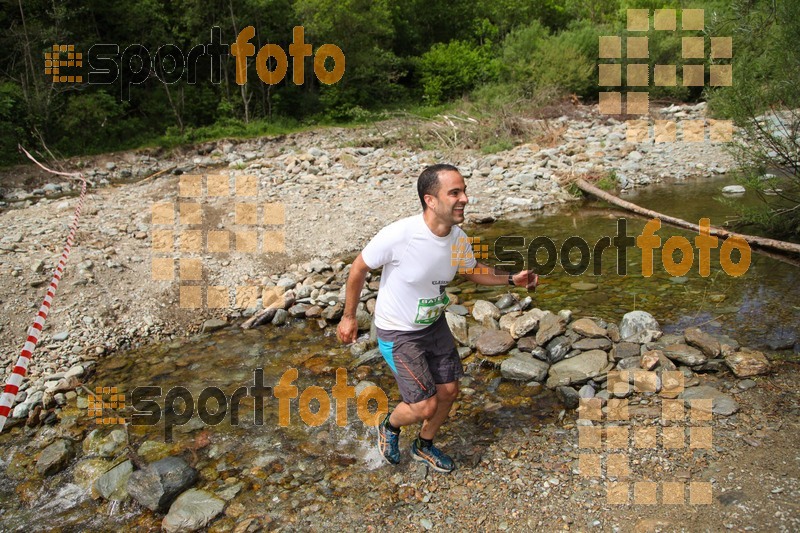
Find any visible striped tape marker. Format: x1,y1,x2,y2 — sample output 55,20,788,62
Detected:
0,147,87,432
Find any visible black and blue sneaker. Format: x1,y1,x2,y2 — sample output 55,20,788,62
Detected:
377,414,401,465
410,438,455,473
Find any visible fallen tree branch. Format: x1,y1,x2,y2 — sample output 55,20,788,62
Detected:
574,178,800,260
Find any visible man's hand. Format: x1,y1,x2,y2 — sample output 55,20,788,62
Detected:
337,315,359,344
512,270,539,290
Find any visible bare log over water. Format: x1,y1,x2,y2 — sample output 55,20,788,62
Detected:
574,178,800,265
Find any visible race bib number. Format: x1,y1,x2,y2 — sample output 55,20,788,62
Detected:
414,293,450,325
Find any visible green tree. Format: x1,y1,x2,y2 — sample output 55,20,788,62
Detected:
708,0,800,239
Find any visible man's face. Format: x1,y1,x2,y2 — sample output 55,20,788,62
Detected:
428,170,468,225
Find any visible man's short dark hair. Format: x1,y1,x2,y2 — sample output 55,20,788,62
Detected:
417,164,459,211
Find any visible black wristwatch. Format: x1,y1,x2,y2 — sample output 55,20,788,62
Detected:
507,273,515,286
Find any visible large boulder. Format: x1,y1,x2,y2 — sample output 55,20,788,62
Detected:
546,350,609,388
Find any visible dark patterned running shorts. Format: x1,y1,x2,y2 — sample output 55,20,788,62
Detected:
376,314,463,404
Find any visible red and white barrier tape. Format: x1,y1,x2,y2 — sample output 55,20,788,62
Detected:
0,146,87,432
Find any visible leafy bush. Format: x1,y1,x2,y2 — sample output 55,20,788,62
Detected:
418,40,500,105
0,82,28,165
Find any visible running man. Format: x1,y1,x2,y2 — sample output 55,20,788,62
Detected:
337,164,539,472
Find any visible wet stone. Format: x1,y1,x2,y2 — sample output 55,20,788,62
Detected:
546,350,608,388
500,354,549,382
127,456,198,512
495,293,518,310
94,460,133,501
201,319,227,333
36,439,75,476
162,489,225,533
516,336,539,353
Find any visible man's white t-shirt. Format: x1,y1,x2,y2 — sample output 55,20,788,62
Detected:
361,214,477,332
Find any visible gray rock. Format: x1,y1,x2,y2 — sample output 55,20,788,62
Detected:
457,347,472,359
558,309,572,323
516,336,538,353
36,439,75,476
201,319,227,333
448,304,469,316
476,330,516,356
352,348,382,367
536,312,567,346
94,460,133,501
684,327,721,357
498,311,522,334
287,303,310,317
556,386,580,409
355,381,377,397
356,310,372,331
500,354,549,382
616,356,641,370
546,336,572,364
52,331,70,342
722,185,745,194
680,386,739,416
611,342,641,361
511,308,546,339
571,318,607,338
738,379,757,390
271,309,288,325
162,489,225,533
321,303,343,321
446,312,469,346
468,325,488,349
619,311,659,341
127,456,198,511
495,293,518,310
573,337,612,351
472,300,501,322
662,344,708,366
578,384,595,398
546,350,609,388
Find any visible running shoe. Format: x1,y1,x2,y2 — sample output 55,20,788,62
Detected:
410,439,455,473
377,414,401,465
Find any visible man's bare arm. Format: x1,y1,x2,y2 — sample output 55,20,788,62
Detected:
461,262,539,290
336,253,371,343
